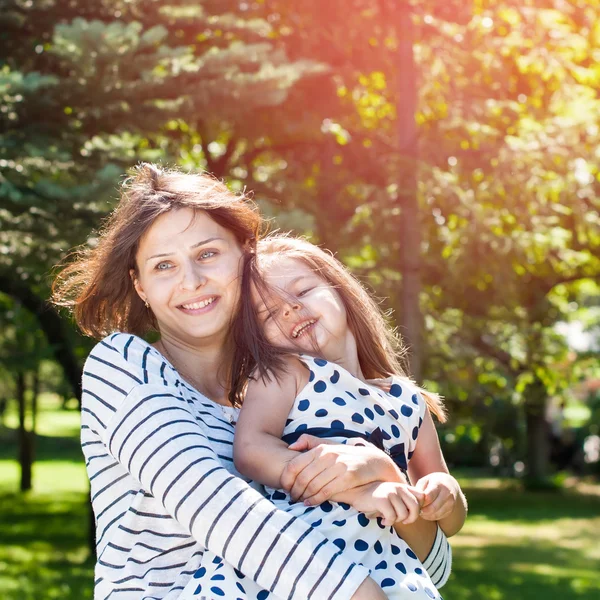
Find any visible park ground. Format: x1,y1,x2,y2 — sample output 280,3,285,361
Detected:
0,395,599,600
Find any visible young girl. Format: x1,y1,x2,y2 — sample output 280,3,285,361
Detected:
186,235,466,599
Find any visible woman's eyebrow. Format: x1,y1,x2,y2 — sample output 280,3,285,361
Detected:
190,236,223,249
146,237,223,261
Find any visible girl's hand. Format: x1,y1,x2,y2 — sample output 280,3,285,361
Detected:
346,481,425,527
414,472,461,521
282,434,400,504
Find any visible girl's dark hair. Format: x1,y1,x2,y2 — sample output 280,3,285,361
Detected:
229,234,446,421
52,163,262,340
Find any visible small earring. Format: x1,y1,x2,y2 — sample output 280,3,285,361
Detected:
144,299,150,309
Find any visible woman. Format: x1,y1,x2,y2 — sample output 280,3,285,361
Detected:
52,164,453,600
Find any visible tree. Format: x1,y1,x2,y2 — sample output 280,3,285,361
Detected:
0,0,326,398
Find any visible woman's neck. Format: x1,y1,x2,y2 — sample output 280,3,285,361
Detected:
156,334,232,405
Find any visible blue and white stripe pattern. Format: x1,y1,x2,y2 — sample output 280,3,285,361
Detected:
423,526,452,588
82,333,369,600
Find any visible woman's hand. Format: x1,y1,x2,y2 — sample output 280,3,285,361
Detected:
344,481,425,527
281,434,400,504
415,471,464,523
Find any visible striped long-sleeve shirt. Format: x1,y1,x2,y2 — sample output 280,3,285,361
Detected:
82,333,369,600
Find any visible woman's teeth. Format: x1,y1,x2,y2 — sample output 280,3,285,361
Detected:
181,297,216,310
292,319,316,338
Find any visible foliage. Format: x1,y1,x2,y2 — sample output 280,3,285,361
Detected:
0,0,598,480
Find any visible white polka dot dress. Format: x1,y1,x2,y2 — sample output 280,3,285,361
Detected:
183,356,442,599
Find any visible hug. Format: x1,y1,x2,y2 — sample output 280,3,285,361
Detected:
52,164,467,600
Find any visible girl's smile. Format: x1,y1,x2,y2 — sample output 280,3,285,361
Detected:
255,256,358,369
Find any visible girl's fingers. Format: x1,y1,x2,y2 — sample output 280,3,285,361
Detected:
407,486,426,508
388,491,409,525
421,485,441,508
421,493,453,520
377,500,397,527
400,491,421,524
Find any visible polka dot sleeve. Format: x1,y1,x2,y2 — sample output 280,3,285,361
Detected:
386,376,427,456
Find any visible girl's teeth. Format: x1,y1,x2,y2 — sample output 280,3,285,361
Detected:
293,320,315,338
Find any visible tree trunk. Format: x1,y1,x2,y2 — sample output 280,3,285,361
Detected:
394,3,422,381
31,368,40,435
88,490,97,557
524,379,549,484
16,371,33,491
0,273,83,406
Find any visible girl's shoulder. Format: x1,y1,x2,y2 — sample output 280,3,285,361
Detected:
247,354,310,400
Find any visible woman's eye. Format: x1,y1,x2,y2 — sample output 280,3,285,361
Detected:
298,287,313,297
155,262,172,271
199,250,217,260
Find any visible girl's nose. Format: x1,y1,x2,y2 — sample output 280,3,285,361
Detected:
283,301,301,317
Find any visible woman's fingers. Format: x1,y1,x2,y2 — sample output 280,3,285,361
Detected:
284,448,338,501
287,434,335,452
280,448,319,494
300,464,346,504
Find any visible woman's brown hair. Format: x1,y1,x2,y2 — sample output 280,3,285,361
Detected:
52,163,262,340
229,234,446,421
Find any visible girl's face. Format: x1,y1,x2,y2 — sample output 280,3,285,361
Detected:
132,207,244,348
255,256,351,360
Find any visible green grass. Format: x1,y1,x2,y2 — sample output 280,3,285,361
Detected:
1,395,599,599
443,477,600,599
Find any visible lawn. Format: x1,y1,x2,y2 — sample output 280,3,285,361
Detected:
0,395,599,599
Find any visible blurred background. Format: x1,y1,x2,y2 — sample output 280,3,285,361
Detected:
0,0,598,598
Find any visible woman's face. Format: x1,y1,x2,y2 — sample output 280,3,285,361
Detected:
133,208,244,347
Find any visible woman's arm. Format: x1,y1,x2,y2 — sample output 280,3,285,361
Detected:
86,335,373,600
233,358,305,488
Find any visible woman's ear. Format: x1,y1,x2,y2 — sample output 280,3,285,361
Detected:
130,269,146,303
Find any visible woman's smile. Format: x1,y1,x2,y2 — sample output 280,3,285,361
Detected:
177,294,220,314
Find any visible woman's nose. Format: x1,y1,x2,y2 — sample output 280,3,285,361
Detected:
179,262,207,290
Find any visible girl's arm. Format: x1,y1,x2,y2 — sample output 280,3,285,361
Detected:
233,357,307,488
408,408,468,537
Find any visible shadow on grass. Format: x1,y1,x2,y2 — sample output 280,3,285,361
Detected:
445,541,600,600
0,491,94,600
461,485,600,522
0,492,89,546
0,426,82,463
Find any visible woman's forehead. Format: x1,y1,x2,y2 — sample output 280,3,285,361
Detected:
137,208,232,255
